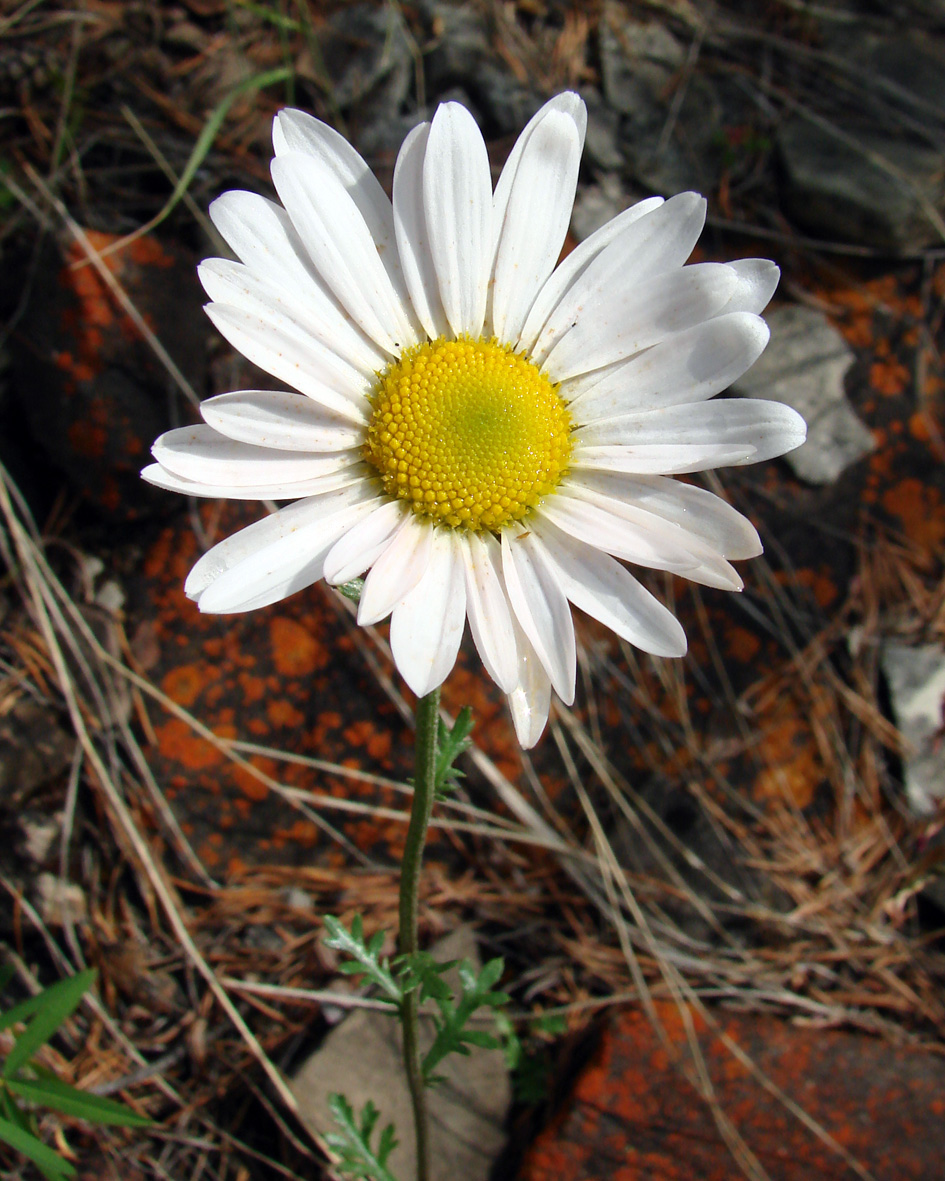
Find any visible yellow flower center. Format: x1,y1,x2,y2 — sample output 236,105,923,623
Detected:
364,337,571,531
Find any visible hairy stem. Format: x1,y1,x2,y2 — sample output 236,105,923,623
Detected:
399,687,439,1181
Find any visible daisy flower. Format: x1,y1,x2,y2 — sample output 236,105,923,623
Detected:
143,93,805,748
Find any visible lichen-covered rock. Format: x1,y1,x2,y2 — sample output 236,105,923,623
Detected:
8,232,203,520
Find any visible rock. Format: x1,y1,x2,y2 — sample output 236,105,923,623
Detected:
879,642,945,816
581,88,624,173
600,14,730,195
7,232,203,521
570,174,627,242
518,1003,945,1180
315,2,412,114
599,16,684,118
291,925,511,1181
777,117,945,253
420,0,541,135
731,304,873,484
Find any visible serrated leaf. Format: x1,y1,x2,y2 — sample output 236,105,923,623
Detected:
6,1077,152,1127
421,956,510,1082
322,916,401,1004
433,707,473,798
3,969,96,1077
461,1030,500,1049
0,1115,75,1181
325,1093,399,1181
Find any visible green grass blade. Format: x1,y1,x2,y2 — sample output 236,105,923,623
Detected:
3,969,96,1077
0,1115,75,1181
6,1077,152,1127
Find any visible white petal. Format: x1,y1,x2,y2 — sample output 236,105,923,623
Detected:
461,531,519,694
423,102,493,338
323,499,408,585
550,486,744,590
357,514,434,627
572,442,756,475
506,620,552,749
205,303,372,421
199,256,385,381
272,108,416,315
141,460,361,501
490,97,585,344
206,194,388,374
576,398,807,464
517,195,665,354
501,531,575,704
529,192,706,367
273,109,397,247
271,152,418,354
542,263,738,381
530,517,687,656
187,484,381,612
563,312,770,418
390,529,467,697
569,471,762,559
151,424,354,485
393,122,450,342
201,390,364,451
539,490,702,574
716,259,780,316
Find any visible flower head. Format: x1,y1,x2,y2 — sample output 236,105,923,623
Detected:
143,93,806,747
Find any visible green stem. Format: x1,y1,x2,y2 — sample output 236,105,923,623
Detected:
398,687,440,1181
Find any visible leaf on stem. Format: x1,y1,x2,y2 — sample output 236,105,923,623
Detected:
326,1093,399,1181
399,954,510,1084
322,915,402,1004
433,706,474,799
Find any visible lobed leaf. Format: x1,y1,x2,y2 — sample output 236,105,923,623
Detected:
322,916,402,1004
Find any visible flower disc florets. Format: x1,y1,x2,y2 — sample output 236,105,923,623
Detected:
364,337,571,531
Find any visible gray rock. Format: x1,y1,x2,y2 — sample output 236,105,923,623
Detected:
600,15,730,195
421,0,541,135
777,118,945,252
600,17,684,118
571,174,627,242
732,305,873,484
880,643,945,816
317,2,412,112
581,88,624,173
292,925,510,1181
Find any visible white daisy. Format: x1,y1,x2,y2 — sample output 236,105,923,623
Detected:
143,93,806,748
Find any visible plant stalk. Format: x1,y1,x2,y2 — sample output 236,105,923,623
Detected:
398,686,440,1181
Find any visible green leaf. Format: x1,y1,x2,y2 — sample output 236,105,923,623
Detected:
433,708,473,799
322,916,401,1004
0,1085,35,1135
335,578,364,604
3,969,96,1077
418,957,510,1083
6,1077,152,1127
0,1115,75,1181
0,963,15,995
325,1093,399,1181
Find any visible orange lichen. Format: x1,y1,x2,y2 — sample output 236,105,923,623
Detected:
269,616,327,677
